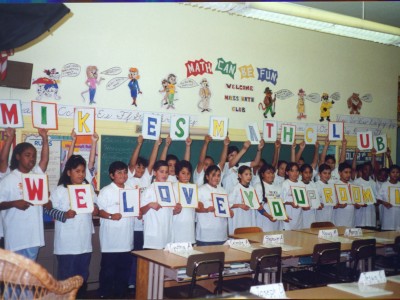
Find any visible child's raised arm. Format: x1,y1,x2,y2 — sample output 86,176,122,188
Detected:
128,135,144,174
229,140,250,169
196,135,212,173
147,137,162,173
183,137,192,161
310,141,320,170
88,132,99,170
160,135,172,161
272,139,281,169
38,128,49,173
218,136,230,172
295,141,306,164
0,128,15,173
290,141,297,163
250,139,265,168
351,148,360,181
319,136,330,167
67,129,77,160
338,137,347,164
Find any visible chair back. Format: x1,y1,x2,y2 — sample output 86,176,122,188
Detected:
394,236,400,254
312,242,341,266
350,238,376,273
0,248,83,300
310,222,335,228
250,247,282,283
234,227,263,234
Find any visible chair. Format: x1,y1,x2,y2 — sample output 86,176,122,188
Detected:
164,252,225,299
0,248,83,300
222,247,282,293
234,227,263,234
310,222,335,228
283,242,341,289
375,236,400,276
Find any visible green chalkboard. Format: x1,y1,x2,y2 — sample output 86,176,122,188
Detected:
100,135,316,188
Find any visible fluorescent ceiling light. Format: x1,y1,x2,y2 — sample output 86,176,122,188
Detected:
185,2,400,47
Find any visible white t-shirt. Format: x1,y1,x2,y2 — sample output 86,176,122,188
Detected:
0,166,10,239
196,184,229,242
333,180,355,227
171,182,196,243
315,180,335,223
353,178,377,227
377,181,400,230
273,174,285,186
97,182,135,252
281,179,306,230
193,169,205,186
254,181,283,231
168,175,178,183
51,184,96,255
141,182,174,249
222,161,251,194
328,168,340,184
0,166,45,252
302,181,317,229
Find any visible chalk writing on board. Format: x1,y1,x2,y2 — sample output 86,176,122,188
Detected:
101,67,122,75
61,63,81,77
336,114,396,130
106,77,129,90
177,78,198,88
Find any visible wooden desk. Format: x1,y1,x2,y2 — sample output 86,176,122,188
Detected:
286,281,400,299
294,226,377,236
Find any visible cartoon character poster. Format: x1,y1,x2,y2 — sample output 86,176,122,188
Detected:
159,73,178,109
32,68,61,100
347,92,373,115
198,78,212,112
81,66,104,105
128,67,142,106
320,92,339,122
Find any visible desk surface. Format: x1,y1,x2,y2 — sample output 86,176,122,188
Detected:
294,226,377,236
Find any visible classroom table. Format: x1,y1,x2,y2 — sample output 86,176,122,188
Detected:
293,226,377,236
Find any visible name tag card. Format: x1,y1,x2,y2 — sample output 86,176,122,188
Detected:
267,197,288,221
322,187,336,206
388,187,400,206
358,270,386,285
154,182,176,207
68,184,94,214
212,193,230,218
307,188,321,209
22,174,49,205
165,242,193,253
350,185,363,205
250,283,287,299
362,186,376,205
178,183,198,208
291,186,309,207
318,229,339,239
263,234,284,244
335,184,352,205
226,239,251,248
344,228,363,237
240,186,260,209
119,188,140,217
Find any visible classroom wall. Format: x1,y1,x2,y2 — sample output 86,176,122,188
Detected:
1,3,399,169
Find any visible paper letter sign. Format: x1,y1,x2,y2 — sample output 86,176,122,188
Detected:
322,187,336,206
268,197,288,221
307,188,320,209
142,114,161,140
335,184,351,205
154,182,176,207
119,189,140,217
178,183,198,208
357,131,373,151
263,120,277,142
328,122,343,141
68,184,94,214
240,187,260,209
350,185,363,205
388,187,400,206
0,100,23,128
209,116,228,140
304,125,318,145
211,193,230,218
31,101,58,130
22,174,49,205
291,186,309,207
170,115,189,141
374,135,387,155
74,107,95,136
280,124,296,145
246,122,261,145
362,186,376,205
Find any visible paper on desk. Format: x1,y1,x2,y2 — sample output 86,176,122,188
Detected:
321,236,353,244
387,275,400,284
260,243,302,252
328,283,393,298
169,249,203,258
353,236,393,243
229,245,259,253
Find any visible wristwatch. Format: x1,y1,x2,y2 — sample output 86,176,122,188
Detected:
108,214,112,219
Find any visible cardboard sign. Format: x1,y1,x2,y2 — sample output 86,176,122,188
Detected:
178,183,198,208
318,229,339,239
226,239,251,248
267,196,288,220
280,124,296,145
240,186,260,209
291,186,309,207
165,242,192,253
306,188,320,209
74,107,96,136
388,186,400,206
170,115,189,141
321,187,336,206
211,193,230,217
263,120,277,142
250,283,287,299
154,182,176,207
358,270,386,285
328,122,344,141
304,125,318,145
350,184,363,205
335,184,352,205
344,228,363,237
119,188,140,217
142,114,161,140
263,234,284,244
31,101,58,130
209,116,228,140
0,99,24,128
362,186,376,205
245,122,261,145
357,131,373,151
68,184,94,214
22,174,49,205
374,134,387,155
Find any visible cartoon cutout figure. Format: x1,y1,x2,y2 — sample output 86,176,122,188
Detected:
32,68,61,100
320,92,335,122
259,87,276,118
198,78,212,112
81,66,104,105
297,88,306,119
159,79,168,107
166,73,177,109
128,67,142,107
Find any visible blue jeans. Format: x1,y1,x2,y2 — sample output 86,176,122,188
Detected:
15,247,40,261
196,240,225,246
56,253,91,282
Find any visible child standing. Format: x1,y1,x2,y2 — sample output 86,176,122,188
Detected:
50,155,97,296
300,164,321,228
97,161,134,299
0,129,49,260
319,137,347,184
315,164,336,223
196,165,233,246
